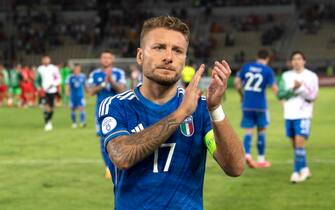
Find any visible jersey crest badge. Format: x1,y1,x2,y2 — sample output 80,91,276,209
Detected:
180,116,194,137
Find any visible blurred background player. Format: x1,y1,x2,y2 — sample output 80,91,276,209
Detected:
234,49,278,168
59,62,72,105
65,64,87,128
20,65,36,107
278,51,319,183
181,63,195,88
87,50,126,179
36,55,61,131
7,64,22,107
129,64,142,89
0,64,9,106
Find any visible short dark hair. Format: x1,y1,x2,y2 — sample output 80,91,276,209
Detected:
100,50,114,56
140,16,190,46
257,49,270,59
290,51,306,60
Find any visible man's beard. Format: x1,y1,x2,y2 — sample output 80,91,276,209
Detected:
144,69,181,87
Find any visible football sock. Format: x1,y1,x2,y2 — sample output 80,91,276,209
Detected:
294,147,306,172
43,111,49,123
80,111,85,124
49,111,53,120
71,111,76,123
243,134,252,155
44,111,54,123
257,132,266,157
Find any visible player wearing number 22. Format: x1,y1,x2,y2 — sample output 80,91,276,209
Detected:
98,16,244,210
235,49,278,168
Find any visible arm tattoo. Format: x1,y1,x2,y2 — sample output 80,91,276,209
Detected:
108,113,182,169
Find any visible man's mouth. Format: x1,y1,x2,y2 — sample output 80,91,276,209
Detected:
156,66,176,71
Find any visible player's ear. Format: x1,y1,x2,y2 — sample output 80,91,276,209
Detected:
136,48,143,65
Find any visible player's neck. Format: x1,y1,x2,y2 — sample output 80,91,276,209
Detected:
294,68,305,73
139,80,178,105
256,59,267,65
103,66,112,71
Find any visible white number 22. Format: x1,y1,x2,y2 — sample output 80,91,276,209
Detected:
153,143,176,173
244,72,263,92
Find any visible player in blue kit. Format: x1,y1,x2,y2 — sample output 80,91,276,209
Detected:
98,16,244,210
65,64,87,128
234,49,278,168
88,50,126,179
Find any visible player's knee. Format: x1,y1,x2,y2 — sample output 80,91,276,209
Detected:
295,136,305,147
258,128,266,134
245,129,253,135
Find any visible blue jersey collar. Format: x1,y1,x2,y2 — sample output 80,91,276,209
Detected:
134,85,182,111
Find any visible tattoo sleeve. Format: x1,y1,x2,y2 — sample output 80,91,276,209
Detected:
107,110,185,169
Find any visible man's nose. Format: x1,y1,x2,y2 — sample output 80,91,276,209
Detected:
162,49,173,64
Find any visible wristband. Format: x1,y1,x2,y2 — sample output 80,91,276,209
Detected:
209,105,225,122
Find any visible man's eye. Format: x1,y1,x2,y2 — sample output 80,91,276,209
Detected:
154,46,163,50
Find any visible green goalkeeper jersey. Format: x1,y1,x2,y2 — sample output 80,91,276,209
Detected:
8,69,20,87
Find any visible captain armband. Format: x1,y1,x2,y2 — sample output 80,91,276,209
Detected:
204,130,217,156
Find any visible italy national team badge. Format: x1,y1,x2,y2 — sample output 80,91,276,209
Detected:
180,116,194,137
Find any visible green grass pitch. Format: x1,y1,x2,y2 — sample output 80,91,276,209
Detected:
0,88,334,210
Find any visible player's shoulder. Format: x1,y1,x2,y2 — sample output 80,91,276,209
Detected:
98,90,136,117
112,67,126,77
68,73,74,79
89,68,102,76
241,62,253,70
304,68,318,78
49,64,58,70
112,67,125,73
282,70,294,77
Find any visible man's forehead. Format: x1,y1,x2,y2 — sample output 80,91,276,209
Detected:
143,28,188,48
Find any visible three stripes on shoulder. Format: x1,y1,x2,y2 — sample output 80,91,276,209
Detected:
98,90,135,117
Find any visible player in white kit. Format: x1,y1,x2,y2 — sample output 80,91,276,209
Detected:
278,51,319,183
36,55,61,131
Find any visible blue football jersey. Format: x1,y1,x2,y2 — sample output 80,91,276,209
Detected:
66,73,86,98
88,67,126,113
98,86,213,210
238,62,276,110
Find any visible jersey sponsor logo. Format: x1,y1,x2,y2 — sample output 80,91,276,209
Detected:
101,117,117,135
180,116,194,137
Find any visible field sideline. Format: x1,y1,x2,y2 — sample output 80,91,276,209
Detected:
0,88,334,210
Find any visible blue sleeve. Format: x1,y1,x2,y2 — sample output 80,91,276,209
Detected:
88,71,98,87
237,65,246,80
98,97,130,150
267,68,276,86
115,69,126,85
201,97,212,136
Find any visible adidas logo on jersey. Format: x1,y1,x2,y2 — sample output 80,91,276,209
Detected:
131,123,144,133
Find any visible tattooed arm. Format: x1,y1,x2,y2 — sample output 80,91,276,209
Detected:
106,65,206,170
107,110,185,169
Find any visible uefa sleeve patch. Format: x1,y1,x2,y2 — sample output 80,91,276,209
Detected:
101,117,117,135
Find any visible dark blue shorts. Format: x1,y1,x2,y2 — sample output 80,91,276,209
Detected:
241,110,269,129
285,119,311,139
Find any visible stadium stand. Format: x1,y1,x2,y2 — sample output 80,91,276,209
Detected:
0,0,334,80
